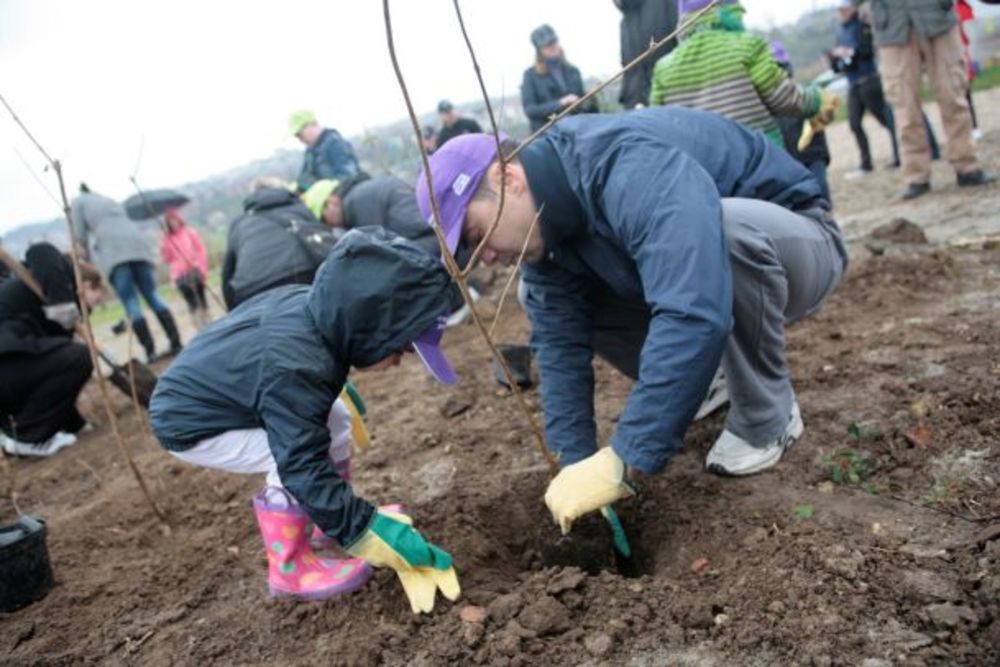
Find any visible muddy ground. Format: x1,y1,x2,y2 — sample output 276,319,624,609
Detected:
1,98,999,666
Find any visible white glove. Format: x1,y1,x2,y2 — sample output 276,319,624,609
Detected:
43,302,81,331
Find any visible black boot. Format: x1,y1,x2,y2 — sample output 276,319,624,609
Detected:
131,317,156,362
155,308,183,357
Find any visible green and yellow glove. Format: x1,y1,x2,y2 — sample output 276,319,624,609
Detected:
340,388,372,452
544,447,636,535
346,510,460,614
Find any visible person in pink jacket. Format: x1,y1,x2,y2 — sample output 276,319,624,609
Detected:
161,209,210,329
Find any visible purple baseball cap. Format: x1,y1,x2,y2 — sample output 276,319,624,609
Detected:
415,132,507,256
411,314,457,385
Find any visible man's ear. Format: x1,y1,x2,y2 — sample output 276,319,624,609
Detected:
495,161,527,195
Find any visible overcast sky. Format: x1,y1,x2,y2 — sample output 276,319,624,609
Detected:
0,0,829,233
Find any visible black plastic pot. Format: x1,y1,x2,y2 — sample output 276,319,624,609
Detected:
0,516,54,612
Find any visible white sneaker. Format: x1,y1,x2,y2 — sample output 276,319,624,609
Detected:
705,402,803,476
844,168,871,181
972,128,983,142
695,369,729,421
1,431,77,457
445,286,480,328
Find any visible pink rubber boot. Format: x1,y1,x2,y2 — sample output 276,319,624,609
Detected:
252,487,372,600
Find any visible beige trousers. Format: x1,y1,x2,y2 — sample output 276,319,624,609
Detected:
879,25,978,185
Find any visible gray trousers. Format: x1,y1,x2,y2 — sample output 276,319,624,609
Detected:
590,198,847,446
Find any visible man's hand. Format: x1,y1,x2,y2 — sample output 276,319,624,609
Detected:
559,94,581,107
544,447,636,535
346,510,460,614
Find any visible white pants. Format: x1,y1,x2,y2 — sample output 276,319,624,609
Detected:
170,398,353,488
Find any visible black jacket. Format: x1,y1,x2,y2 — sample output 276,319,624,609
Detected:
436,117,483,149
341,175,440,256
0,243,77,356
150,229,463,544
521,61,597,132
616,0,678,109
221,188,328,309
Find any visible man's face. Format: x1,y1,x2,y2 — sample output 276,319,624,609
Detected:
462,164,544,267
440,110,457,127
322,195,345,227
295,123,322,147
838,6,855,22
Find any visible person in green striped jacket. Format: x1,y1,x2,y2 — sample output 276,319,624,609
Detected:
649,0,837,148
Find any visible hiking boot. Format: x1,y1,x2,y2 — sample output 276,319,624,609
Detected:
901,182,931,201
705,402,803,477
695,369,729,421
1,431,77,457
253,487,372,600
957,169,996,188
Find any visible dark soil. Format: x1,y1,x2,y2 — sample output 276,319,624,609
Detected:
2,245,999,666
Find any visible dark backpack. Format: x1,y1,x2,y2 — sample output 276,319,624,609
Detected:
277,216,347,268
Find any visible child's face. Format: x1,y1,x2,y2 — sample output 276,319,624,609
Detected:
323,195,345,227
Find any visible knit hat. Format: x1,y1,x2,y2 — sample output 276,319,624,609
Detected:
678,0,739,14
303,179,340,220
530,24,558,50
288,109,317,137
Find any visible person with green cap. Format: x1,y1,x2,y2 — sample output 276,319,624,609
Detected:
302,175,439,257
288,109,362,192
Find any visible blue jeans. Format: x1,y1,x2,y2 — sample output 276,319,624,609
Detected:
807,161,831,205
110,261,168,321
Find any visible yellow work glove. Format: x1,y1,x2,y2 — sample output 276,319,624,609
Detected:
799,89,841,152
346,510,460,614
339,388,371,451
544,447,636,535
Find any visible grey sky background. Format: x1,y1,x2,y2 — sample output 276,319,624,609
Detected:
0,1,829,233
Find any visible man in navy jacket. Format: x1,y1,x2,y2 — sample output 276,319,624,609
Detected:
416,107,848,534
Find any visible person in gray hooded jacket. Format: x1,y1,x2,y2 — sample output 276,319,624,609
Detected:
72,184,182,361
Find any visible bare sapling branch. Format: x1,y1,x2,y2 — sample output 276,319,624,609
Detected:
383,0,557,474
508,0,718,161
0,91,167,521
451,0,507,276
489,205,542,339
